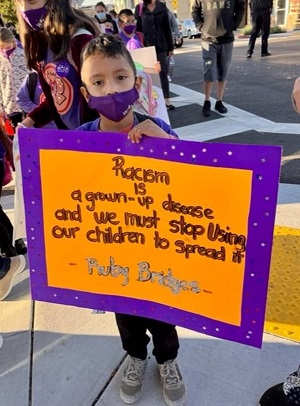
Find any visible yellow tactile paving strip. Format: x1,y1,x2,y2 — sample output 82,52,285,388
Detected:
264,225,300,342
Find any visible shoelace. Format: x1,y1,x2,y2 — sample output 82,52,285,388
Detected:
283,365,300,395
161,361,180,386
125,358,145,382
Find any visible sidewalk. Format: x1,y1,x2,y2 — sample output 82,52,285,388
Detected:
1,143,300,405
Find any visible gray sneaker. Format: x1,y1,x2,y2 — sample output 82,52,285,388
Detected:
0,255,26,301
120,356,148,404
159,359,187,406
0,334,3,350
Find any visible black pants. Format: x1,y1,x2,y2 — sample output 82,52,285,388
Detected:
248,11,271,55
157,51,170,100
0,160,14,256
115,313,179,364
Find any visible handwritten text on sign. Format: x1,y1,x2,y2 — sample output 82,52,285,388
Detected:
41,150,251,326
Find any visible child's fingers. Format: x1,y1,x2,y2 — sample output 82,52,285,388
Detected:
128,129,143,143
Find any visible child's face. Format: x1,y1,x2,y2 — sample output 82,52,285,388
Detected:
104,22,113,29
0,40,15,52
119,15,136,31
81,53,137,99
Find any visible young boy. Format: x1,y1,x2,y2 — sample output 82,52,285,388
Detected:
118,8,144,50
77,35,187,406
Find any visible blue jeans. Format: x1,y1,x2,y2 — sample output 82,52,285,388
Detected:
0,257,11,279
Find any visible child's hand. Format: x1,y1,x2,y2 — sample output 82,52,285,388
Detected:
127,119,177,143
154,61,161,73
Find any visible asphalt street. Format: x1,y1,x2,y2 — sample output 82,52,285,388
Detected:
168,34,300,185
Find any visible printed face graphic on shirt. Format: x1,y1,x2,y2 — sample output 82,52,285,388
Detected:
43,63,74,115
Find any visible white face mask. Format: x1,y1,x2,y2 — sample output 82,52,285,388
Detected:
96,11,106,20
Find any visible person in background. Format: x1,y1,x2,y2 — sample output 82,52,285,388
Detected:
78,35,187,406
192,0,245,116
16,72,57,129
258,365,300,406
0,123,27,259
0,27,27,129
160,0,181,45
118,8,145,49
94,2,118,34
108,9,120,32
15,0,99,131
6,22,21,41
0,124,26,301
135,0,175,110
247,0,273,58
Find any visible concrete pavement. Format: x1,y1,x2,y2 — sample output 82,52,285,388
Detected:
1,77,300,406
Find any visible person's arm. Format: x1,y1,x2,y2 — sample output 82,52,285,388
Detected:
191,0,204,31
16,75,38,114
233,0,246,30
161,7,174,53
128,117,178,143
169,12,180,37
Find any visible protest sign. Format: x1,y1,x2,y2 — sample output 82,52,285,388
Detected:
19,128,281,348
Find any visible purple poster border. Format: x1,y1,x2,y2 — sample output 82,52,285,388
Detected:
19,128,282,348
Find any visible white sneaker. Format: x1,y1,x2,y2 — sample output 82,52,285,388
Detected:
120,356,148,404
0,255,26,300
0,334,3,350
159,359,187,406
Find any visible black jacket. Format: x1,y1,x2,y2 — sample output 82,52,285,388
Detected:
135,2,174,53
192,0,245,44
249,0,273,14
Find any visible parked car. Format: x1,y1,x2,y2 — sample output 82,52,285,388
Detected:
181,18,201,39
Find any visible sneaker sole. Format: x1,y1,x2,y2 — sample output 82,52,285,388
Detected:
163,389,187,406
0,255,26,301
120,387,142,404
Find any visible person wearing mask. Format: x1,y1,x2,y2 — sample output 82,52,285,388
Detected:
192,0,245,116
247,0,273,58
15,0,100,131
135,0,175,110
94,2,119,34
0,27,27,130
108,9,120,32
78,34,187,406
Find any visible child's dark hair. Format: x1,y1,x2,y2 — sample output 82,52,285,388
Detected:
118,9,134,22
81,35,137,76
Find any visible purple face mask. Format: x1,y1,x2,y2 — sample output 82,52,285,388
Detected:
105,27,114,34
123,24,137,35
20,6,47,30
88,87,139,122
